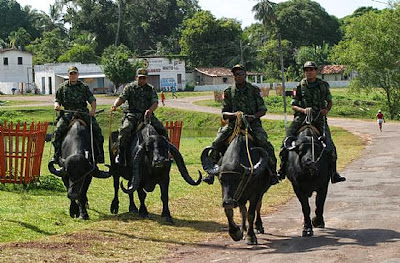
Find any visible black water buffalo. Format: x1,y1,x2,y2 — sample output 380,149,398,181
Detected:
48,112,109,220
283,125,330,237
109,123,201,223
201,133,272,245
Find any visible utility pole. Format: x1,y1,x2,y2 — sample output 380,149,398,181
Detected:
278,32,287,134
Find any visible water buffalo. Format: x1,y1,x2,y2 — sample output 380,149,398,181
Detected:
283,125,330,237
108,123,201,223
201,133,272,245
48,111,109,220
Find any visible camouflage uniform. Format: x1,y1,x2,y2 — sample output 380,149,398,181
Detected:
117,81,167,149
279,77,342,181
211,81,277,171
53,80,104,163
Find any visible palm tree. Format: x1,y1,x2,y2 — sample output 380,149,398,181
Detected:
252,0,277,40
8,28,31,49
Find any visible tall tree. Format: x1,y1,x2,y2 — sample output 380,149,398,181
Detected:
252,0,277,41
25,28,69,65
8,27,31,49
180,10,242,67
274,0,341,48
0,0,33,40
101,44,136,93
333,6,400,119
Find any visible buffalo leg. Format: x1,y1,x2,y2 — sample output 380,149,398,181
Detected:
255,199,264,234
110,175,120,214
128,191,138,213
78,176,91,220
294,188,313,237
137,188,149,218
62,176,79,218
160,180,173,223
225,208,243,241
239,204,247,233
312,189,328,228
246,199,258,245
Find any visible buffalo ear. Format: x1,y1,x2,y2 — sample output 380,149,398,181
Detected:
283,136,297,151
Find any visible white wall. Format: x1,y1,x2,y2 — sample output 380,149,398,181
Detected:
0,49,33,94
143,57,186,90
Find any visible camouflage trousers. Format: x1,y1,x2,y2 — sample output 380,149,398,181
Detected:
53,113,104,156
211,122,277,169
117,113,168,149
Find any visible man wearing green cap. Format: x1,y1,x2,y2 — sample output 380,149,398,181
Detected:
278,61,346,183
52,66,105,164
203,64,279,185
111,67,168,165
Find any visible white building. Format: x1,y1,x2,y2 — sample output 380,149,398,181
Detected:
0,48,33,94
139,56,186,91
34,62,114,95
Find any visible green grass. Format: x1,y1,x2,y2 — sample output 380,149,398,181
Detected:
195,88,388,120
0,100,366,261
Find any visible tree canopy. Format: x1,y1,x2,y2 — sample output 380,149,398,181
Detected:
333,6,400,119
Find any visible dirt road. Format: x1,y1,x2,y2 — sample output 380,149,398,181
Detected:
2,95,400,262
162,96,400,263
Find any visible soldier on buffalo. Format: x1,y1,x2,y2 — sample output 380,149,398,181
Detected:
203,64,279,185
51,66,105,164
278,61,346,183
111,68,168,165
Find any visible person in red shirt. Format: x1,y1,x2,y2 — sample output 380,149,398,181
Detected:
376,110,385,132
161,90,166,106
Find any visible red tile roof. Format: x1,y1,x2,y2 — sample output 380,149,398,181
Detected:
320,65,346,74
195,67,262,77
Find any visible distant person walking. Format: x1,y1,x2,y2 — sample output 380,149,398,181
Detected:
161,90,166,106
376,110,385,132
171,86,177,99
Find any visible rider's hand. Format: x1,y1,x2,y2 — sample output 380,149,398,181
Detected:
111,105,117,111
54,105,60,111
144,110,152,118
89,109,96,117
321,108,329,116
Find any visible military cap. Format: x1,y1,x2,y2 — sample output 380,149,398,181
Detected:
137,68,148,77
303,61,318,70
68,66,79,73
231,64,245,73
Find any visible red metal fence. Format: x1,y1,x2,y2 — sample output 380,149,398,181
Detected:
0,121,48,184
164,120,183,150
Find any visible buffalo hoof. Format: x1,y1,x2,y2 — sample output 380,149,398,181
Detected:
312,216,325,228
302,227,313,237
255,221,264,234
246,235,258,245
70,202,80,218
79,213,90,220
110,204,119,214
129,204,138,213
229,227,243,242
161,212,174,224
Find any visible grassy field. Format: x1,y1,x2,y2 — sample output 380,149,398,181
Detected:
0,100,365,262
196,88,388,120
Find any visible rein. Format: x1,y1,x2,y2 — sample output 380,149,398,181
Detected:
224,112,255,202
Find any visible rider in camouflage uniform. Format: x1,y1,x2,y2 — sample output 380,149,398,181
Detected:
111,68,168,165
203,64,279,185
52,66,105,164
278,61,346,183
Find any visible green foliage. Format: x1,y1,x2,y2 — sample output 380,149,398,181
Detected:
333,6,400,119
25,29,69,65
7,27,31,49
0,0,34,40
180,10,242,67
101,44,136,92
274,0,342,48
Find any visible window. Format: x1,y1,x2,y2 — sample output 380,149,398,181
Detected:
18,57,23,65
223,77,228,83
3,57,8,65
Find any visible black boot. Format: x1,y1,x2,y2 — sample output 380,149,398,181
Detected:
277,147,288,180
330,160,346,183
202,174,215,185
269,162,279,185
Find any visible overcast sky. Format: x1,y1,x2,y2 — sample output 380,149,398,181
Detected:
16,0,389,28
